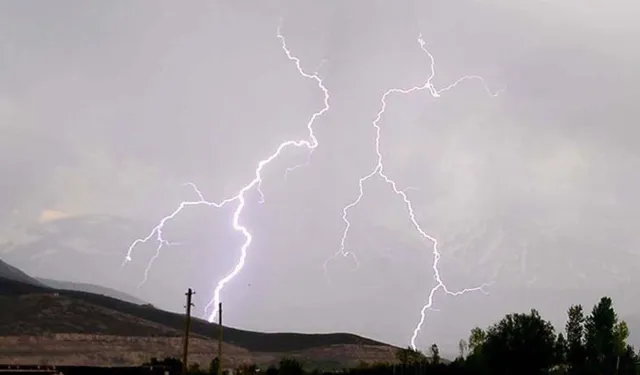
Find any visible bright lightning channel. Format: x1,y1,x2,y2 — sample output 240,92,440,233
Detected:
325,34,500,349
123,21,330,322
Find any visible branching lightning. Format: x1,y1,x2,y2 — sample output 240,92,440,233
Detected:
123,21,330,322
124,20,504,350
324,34,500,349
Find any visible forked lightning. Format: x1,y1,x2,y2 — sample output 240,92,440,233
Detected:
326,34,500,349
123,21,330,322
124,23,502,349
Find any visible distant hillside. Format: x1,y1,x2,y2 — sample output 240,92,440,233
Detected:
0,259,45,287
0,214,152,301
37,277,147,306
0,275,397,367
0,291,179,337
1,255,146,305
0,275,388,353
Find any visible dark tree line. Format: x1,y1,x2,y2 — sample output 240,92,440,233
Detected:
146,296,639,375
393,296,638,375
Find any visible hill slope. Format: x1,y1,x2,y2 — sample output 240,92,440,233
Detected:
0,292,178,337
0,275,388,353
0,275,397,368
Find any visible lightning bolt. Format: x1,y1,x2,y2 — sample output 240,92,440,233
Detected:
326,34,500,349
123,21,330,322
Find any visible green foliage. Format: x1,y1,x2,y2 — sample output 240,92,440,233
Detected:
395,346,427,365
468,327,486,355
585,296,618,373
481,309,557,375
445,296,633,375
614,320,630,355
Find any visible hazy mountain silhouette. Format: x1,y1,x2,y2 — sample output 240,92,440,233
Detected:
0,258,45,287
37,277,147,305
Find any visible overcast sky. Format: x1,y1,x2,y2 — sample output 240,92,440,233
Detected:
2,0,640,354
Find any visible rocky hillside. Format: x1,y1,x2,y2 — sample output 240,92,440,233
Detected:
0,334,251,367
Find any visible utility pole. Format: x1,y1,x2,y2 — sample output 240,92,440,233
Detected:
182,288,195,375
217,302,223,375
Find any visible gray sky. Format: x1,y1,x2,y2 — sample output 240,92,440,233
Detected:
2,0,640,355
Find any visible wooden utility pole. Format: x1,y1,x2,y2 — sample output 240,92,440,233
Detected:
182,288,195,375
217,302,223,375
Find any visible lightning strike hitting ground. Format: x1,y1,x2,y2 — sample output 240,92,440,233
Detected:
326,34,500,349
123,22,330,322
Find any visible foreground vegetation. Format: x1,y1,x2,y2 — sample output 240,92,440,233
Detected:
151,296,639,375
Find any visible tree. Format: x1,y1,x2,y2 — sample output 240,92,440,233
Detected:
465,327,489,373
144,357,182,374
188,363,203,375
458,339,468,359
585,297,618,374
265,365,278,375
395,346,426,365
236,363,257,375
614,321,631,374
614,321,630,353
468,327,486,355
481,309,557,375
278,357,304,375
555,333,568,364
617,344,638,375
429,344,441,365
565,304,586,374
146,357,159,366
